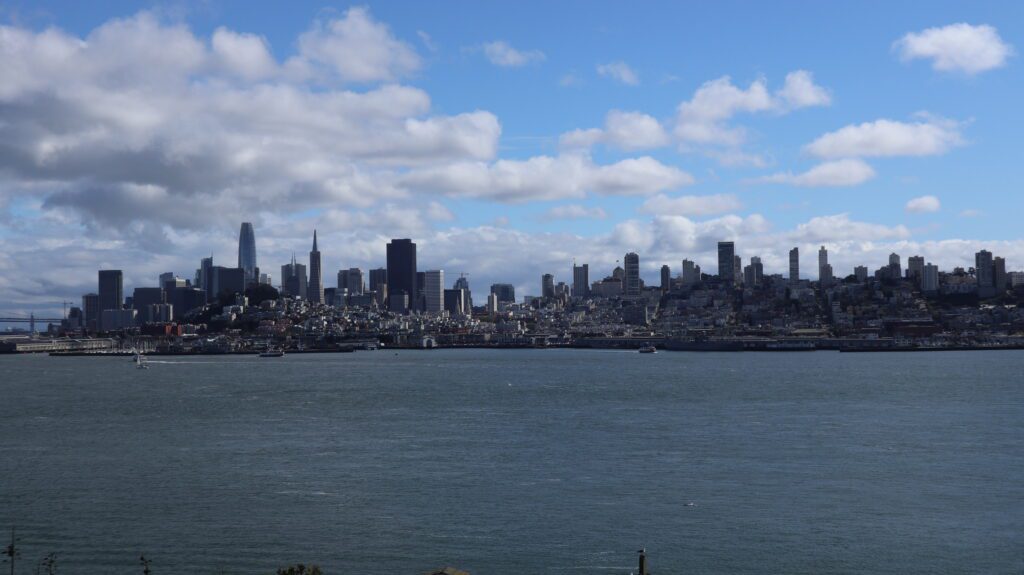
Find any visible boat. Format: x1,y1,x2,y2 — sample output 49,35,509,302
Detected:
259,348,285,357
638,344,657,354
134,353,148,369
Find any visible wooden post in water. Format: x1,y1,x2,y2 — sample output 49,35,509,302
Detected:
637,548,646,575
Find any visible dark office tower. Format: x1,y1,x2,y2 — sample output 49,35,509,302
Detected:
717,242,735,283
281,256,307,299
97,270,123,332
307,230,324,304
542,274,555,298
623,252,640,296
238,222,257,282
490,283,516,303
200,256,214,297
789,247,799,284
444,289,465,316
209,266,245,299
82,293,99,332
338,268,364,296
386,239,417,311
975,249,994,297
994,256,1007,291
454,274,472,312
369,268,388,293
660,265,671,292
572,263,589,297
733,255,742,284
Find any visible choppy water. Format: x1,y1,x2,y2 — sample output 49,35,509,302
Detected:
1,349,1022,574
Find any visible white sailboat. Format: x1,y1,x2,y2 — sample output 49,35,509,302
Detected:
135,352,148,369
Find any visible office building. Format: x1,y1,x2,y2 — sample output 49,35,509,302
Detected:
572,264,589,297
82,293,99,332
444,289,465,316
453,275,472,311
661,265,671,292
789,247,799,283
718,242,735,283
97,270,123,331
387,239,417,311
423,270,444,313
623,252,640,296
888,253,902,279
338,268,364,296
922,263,939,293
369,268,387,293
733,255,742,285
307,230,324,304
907,256,925,282
681,259,700,285
994,256,1007,291
491,283,516,303
281,256,307,299
542,274,555,298
855,266,868,283
132,287,165,322
199,257,214,296
209,266,245,299
976,250,994,297
238,222,257,282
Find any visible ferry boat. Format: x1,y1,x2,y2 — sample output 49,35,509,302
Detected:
638,344,658,354
259,348,285,357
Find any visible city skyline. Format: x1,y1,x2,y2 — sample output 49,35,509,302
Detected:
1,1,1023,319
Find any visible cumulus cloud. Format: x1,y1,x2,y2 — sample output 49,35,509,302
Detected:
293,6,421,82
776,70,832,108
753,159,876,187
559,110,669,151
905,195,941,213
638,194,743,216
788,214,910,242
894,23,1013,74
805,117,963,159
482,41,545,67
401,154,694,202
596,61,639,85
541,205,608,221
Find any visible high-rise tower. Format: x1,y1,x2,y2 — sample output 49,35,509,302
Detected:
789,247,800,284
717,242,735,284
386,239,417,311
623,252,640,296
238,222,257,282
308,230,324,304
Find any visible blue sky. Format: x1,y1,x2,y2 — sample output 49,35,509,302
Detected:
0,0,1022,314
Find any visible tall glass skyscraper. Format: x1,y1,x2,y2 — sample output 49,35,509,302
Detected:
623,252,640,296
717,241,735,284
238,222,257,281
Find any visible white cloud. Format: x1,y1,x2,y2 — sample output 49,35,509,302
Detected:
294,6,421,83
638,194,743,217
596,61,639,85
895,23,1013,74
211,28,278,80
788,214,911,242
777,70,832,108
542,205,608,221
482,41,545,67
959,209,983,218
400,154,693,202
670,71,830,166
558,110,669,151
805,117,963,158
754,159,876,187
905,195,941,213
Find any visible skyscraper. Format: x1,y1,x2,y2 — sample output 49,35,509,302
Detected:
818,246,832,286
717,242,735,284
888,253,901,279
281,255,307,298
200,256,214,298
369,268,388,293
238,222,257,282
922,263,939,293
572,263,590,297
660,265,671,292
623,252,640,296
98,270,123,332
386,239,417,311
454,274,472,312
994,256,1007,292
82,293,99,332
975,249,994,297
308,230,324,304
338,268,364,296
789,247,799,283
424,270,444,313
733,255,742,285
490,283,515,303
681,260,700,284
542,273,555,298
907,256,925,282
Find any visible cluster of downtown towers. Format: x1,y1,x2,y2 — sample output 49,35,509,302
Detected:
76,223,1011,331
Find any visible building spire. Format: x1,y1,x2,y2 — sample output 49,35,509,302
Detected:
312,229,318,252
